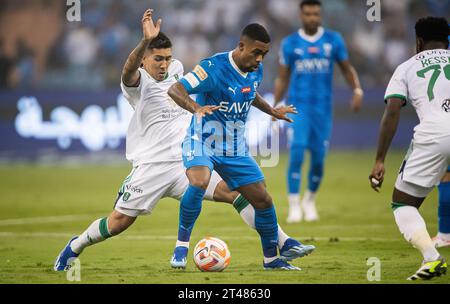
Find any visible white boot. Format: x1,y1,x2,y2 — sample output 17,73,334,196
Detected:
286,194,302,223
301,190,319,222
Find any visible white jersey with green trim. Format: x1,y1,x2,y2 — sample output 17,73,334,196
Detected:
120,59,192,166
384,49,450,139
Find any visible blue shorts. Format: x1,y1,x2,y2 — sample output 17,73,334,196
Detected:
287,107,332,152
182,153,265,191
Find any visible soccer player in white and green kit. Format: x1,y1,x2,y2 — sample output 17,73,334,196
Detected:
370,17,450,280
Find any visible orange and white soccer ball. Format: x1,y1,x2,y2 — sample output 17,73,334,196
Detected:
193,237,231,272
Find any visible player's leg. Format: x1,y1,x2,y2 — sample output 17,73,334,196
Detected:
210,176,302,259
71,210,136,254
433,169,450,248
286,143,305,223
215,156,314,269
171,165,212,268
237,182,314,269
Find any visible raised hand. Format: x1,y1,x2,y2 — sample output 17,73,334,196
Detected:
350,92,363,112
142,9,162,42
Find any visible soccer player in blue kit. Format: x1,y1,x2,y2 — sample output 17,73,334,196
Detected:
273,0,363,223
168,23,316,270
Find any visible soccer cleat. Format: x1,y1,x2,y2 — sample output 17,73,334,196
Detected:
280,238,315,261
264,258,301,271
286,206,302,224
432,235,450,248
171,246,188,269
301,200,319,222
407,257,447,280
54,236,79,271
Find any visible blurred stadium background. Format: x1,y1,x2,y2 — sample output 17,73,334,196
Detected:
1,0,449,161
0,0,449,284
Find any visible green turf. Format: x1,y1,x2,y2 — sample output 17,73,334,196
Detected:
0,151,448,284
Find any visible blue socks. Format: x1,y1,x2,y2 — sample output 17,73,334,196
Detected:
254,206,279,258
438,181,450,234
177,185,206,242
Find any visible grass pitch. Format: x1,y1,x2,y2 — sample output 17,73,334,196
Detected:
0,151,448,284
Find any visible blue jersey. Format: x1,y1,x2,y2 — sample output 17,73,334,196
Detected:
179,52,263,156
280,27,348,108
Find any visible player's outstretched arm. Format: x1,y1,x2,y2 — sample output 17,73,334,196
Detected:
337,60,363,112
121,9,161,87
252,93,297,123
168,82,220,117
369,98,403,191
273,65,291,107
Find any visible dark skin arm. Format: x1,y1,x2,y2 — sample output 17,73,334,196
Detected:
252,92,297,122
168,82,220,117
369,98,404,192
337,60,363,112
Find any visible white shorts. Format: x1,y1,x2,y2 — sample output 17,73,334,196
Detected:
114,161,222,217
395,136,450,197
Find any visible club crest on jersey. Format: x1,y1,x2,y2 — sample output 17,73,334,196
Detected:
193,65,208,81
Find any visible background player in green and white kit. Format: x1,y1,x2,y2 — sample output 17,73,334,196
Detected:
432,167,450,248
54,9,299,271
370,17,450,280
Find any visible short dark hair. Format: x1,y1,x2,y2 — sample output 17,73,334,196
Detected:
147,32,172,50
241,23,271,43
300,0,321,9
415,16,449,45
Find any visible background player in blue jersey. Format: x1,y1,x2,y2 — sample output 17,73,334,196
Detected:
168,24,315,270
433,31,450,247
273,0,363,223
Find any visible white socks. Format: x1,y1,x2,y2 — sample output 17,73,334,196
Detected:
70,217,112,254
393,206,440,262
287,194,302,223
437,232,450,241
176,241,190,248
301,190,319,221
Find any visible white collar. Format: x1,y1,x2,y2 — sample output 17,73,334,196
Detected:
298,26,324,43
228,51,248,78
